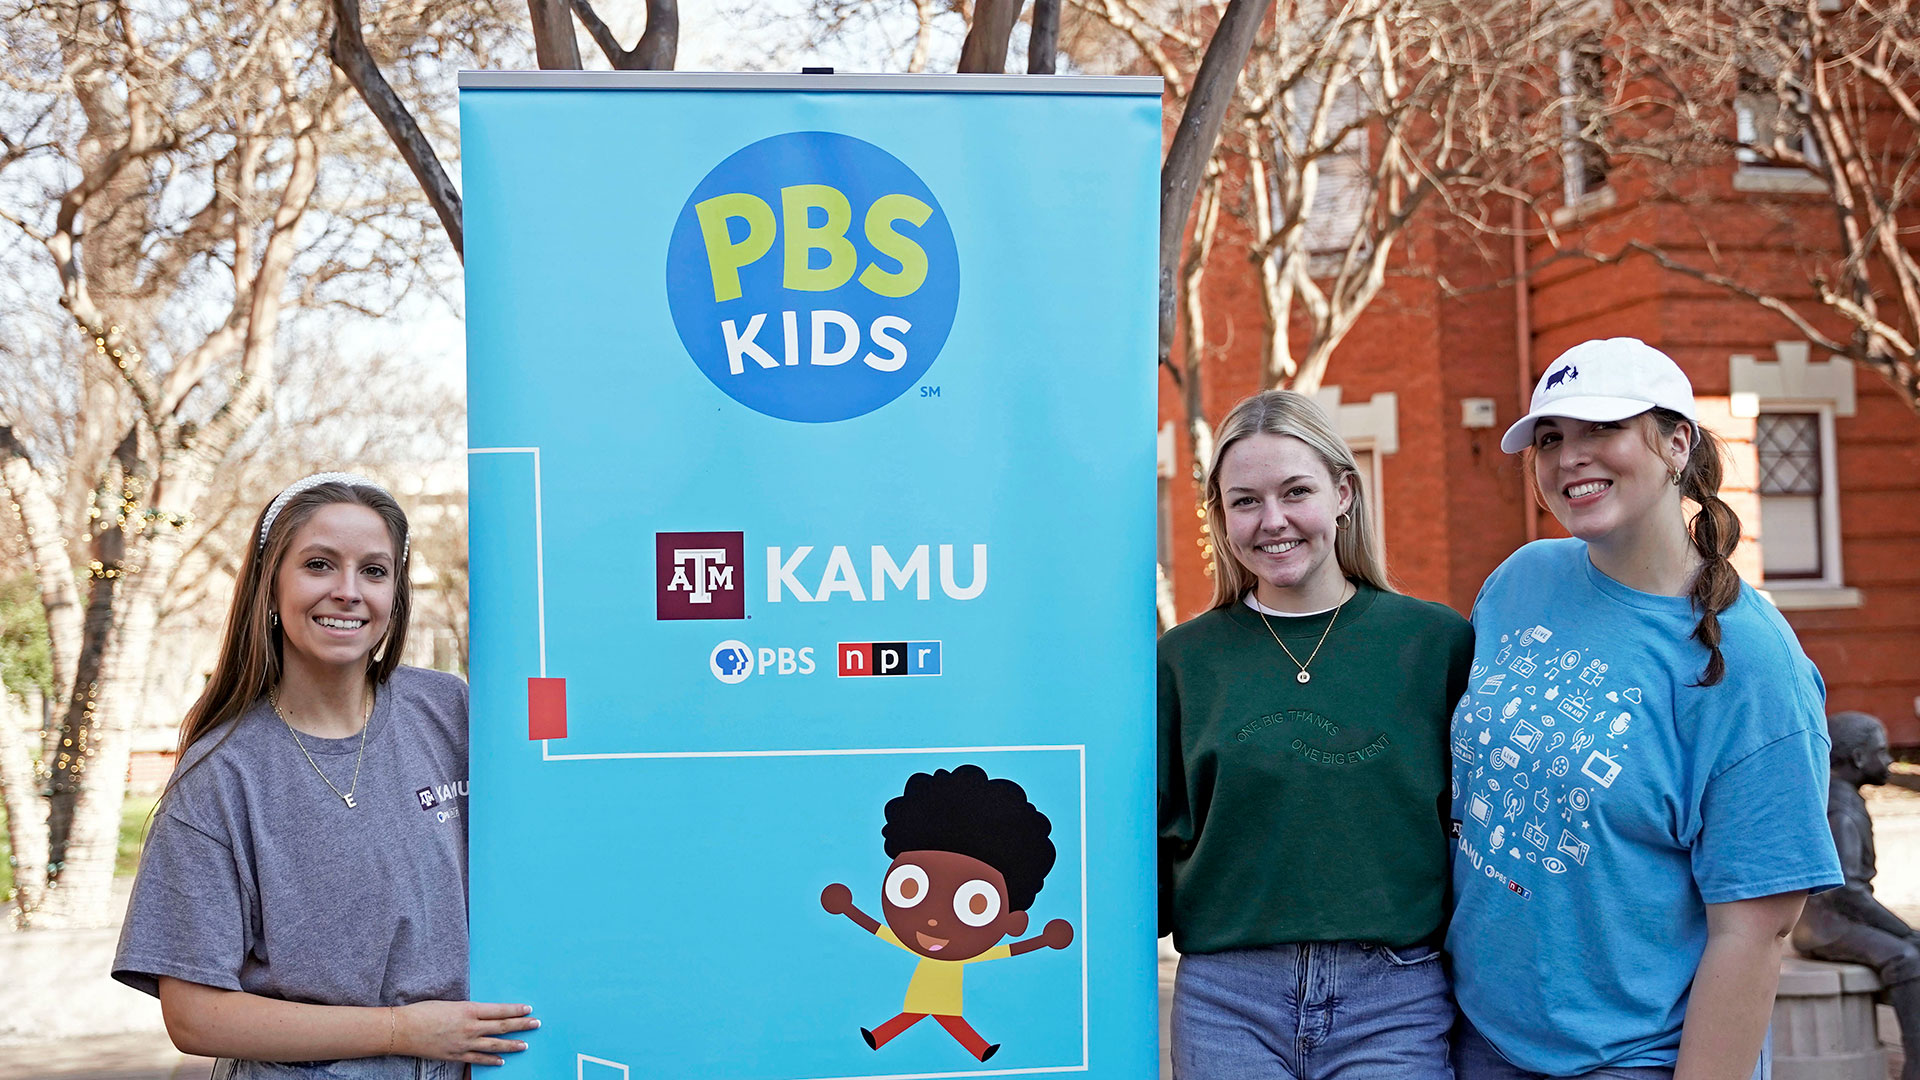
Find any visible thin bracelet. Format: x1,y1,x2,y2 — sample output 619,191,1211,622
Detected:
386,1006,396,1055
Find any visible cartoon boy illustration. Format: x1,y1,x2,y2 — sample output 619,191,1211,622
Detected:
820,764,1074,1062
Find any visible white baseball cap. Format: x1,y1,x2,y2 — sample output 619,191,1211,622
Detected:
1500,337,1699,453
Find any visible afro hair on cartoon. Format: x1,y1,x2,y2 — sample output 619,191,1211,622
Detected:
882,764,1057,912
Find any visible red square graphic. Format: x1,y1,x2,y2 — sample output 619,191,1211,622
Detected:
528,678,567,740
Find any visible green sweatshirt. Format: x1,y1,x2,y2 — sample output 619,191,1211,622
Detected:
1157,583,1473,952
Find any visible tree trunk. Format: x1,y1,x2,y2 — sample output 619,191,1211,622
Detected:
34,592,153,926
1160,0,1276,367
36,462,204,927
527,0,583,69
959,0,1023,73
0,694,49,923
1028,0,1060,74
0,443,81,708
43,564,119,873
1155,563,1178,634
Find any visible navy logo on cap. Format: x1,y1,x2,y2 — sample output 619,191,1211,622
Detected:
1544,365,1580,390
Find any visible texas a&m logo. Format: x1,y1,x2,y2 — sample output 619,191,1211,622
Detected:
657,531,746,620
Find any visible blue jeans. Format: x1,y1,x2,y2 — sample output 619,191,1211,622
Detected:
1171,940,1453,1080
1452,1015,1770,1080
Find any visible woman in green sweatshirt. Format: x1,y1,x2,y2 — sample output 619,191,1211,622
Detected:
1159,390,1472,1079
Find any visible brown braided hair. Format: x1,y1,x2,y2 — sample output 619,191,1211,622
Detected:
1649,409,1740,687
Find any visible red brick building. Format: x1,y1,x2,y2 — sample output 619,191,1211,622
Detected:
1158,135,1920,747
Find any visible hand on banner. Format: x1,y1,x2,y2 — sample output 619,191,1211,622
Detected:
153,978,539,1066
396,1000,540,1066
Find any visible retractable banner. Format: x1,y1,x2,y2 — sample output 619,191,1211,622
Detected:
459,72,1162,1080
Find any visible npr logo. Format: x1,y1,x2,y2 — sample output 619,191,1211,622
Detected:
657,531,745,620
837,641,942,678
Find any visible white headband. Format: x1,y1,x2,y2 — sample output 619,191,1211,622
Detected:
258,471,409,563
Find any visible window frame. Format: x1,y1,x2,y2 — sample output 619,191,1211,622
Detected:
1264,77,1375,280
1558,31,1612,206
1732,76,1827,193
1754,402,1847,595
1345,441,1386,557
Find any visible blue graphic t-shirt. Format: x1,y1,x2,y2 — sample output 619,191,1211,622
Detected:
1448,540,1841,1074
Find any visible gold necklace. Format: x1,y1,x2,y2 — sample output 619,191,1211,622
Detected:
1257,584,1352,684
269,683,374,808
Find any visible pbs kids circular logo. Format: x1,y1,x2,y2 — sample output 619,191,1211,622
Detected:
666,132,960,423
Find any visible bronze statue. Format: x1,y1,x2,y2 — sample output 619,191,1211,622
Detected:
1794,710,1919,1080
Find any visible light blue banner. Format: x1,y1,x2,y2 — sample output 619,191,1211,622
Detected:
461,73,1161,1080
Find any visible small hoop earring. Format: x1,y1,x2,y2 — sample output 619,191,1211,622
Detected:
1335,512,1353,530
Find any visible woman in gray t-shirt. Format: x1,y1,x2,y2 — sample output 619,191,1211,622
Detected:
114,474,539,1077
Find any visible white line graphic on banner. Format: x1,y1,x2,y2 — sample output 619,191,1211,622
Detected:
475,441,1091,1076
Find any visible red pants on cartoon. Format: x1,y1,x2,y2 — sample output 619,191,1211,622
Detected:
862,1012,999,1061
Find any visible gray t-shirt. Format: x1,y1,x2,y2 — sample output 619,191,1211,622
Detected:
114,666,470,1008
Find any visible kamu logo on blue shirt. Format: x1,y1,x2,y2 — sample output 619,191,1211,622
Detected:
666,131,961,423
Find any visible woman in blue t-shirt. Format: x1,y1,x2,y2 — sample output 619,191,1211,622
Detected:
1447,339,1842,1079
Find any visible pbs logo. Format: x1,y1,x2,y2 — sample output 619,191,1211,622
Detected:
666,132,960,423
710,640,754,684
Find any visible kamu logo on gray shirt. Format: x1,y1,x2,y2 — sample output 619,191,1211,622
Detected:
416,779,469,810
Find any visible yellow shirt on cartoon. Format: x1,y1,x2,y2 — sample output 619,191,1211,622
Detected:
876,926,1013,1016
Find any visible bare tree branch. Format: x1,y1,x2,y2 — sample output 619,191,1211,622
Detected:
1029,0,1061,73
959,0,1023,72
329,0,465,259
571,0,679,70
1585,0,1920,412
1160,0,1276,367
528,0,584,68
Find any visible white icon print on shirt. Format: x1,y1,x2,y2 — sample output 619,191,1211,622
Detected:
1510,720,1544,753
1459,621,1644,891
1557,830,1591,866
1582,750,1623,788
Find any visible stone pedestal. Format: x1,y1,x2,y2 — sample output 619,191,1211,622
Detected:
1773,956,1887,1080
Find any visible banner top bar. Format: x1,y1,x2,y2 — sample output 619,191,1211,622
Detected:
458,71,1163,95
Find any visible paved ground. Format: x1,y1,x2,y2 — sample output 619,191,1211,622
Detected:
0,1034,210,1080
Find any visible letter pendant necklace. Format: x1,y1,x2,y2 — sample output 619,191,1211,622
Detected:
270,683,373,808
1258,586,1350,684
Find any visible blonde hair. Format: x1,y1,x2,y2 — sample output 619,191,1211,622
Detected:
1204,390,1392,610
